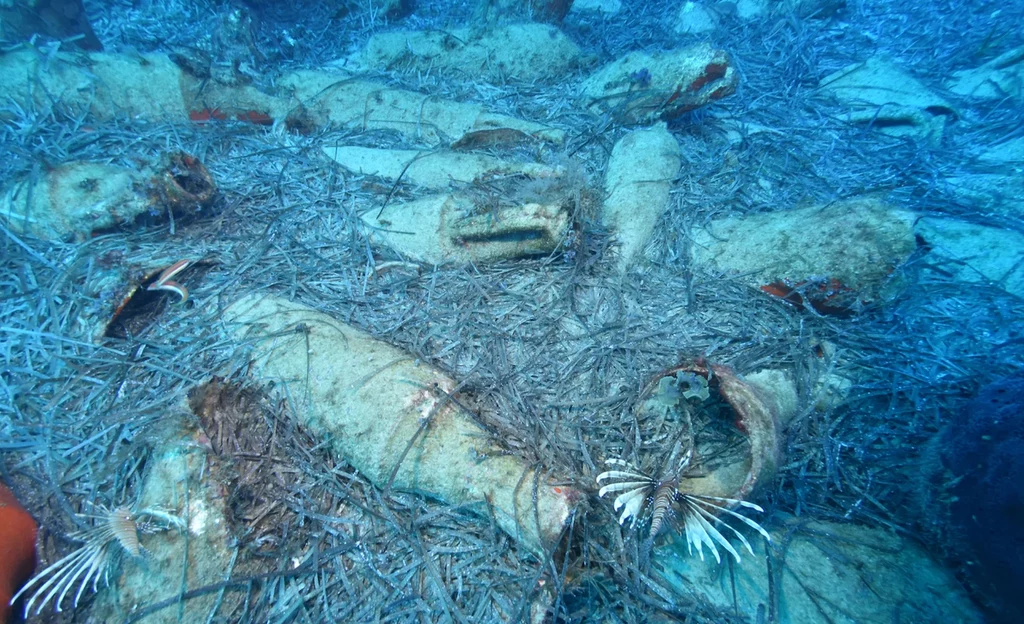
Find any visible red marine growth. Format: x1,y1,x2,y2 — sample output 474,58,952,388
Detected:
0,481,37,623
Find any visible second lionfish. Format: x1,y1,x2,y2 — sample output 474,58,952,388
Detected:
597,439,771,564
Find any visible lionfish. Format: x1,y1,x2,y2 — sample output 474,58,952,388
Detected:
11,505,185,615
597,439,771,564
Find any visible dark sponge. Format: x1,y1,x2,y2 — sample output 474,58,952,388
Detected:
942,374,1024,621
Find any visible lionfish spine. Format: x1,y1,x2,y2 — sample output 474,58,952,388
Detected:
109,507,141,557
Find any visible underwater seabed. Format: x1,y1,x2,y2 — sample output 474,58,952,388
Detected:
3,0,1024,621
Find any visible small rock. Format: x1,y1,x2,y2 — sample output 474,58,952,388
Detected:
377,0,415,19
675,1,719,35
786,0,844,19
735,0,769,20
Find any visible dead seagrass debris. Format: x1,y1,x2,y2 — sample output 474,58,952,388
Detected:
342,23,583,80
596,359,782,563
570,0,620,15
323,146,566,189
471,0,576,24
